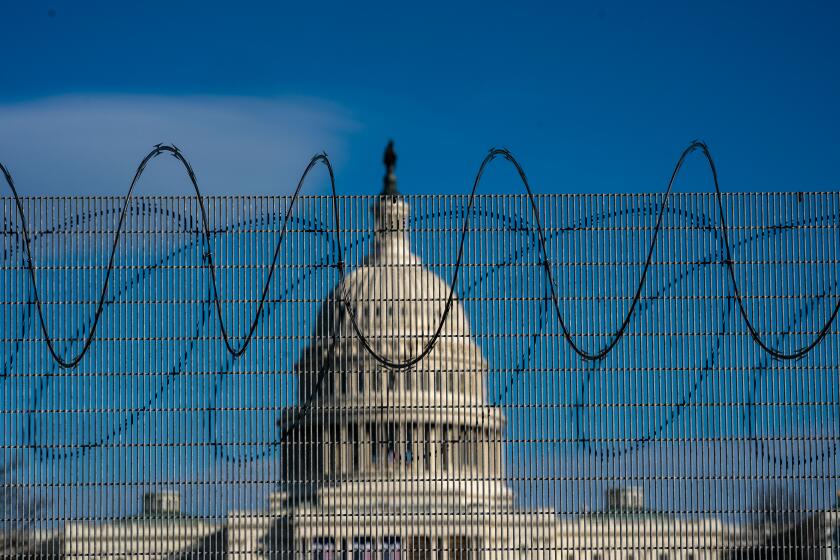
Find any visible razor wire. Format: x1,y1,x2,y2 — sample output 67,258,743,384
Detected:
0,192,837,468
2,142,838,373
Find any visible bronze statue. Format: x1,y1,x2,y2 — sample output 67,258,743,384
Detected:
383,140,397,173
382,140,399,196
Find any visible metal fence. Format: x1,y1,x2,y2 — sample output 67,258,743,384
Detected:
1,191,839,559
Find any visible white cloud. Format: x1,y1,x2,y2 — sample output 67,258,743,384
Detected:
0,95,358,196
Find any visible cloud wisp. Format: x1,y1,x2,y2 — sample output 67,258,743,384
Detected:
0,95,357,196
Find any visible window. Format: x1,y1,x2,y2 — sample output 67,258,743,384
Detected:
369,424,378,464
382,536,402,560
472,428,479,467
424,424,431,471
449,535,473,560
313,537,336,560
479,429,488,470
459,426,470,467
351,423,359,472
405,423,414,465
410,536,432,560
352,537,374,560
441,425,449,470
329,425,341,475
386,423,398,464
327,424,344,475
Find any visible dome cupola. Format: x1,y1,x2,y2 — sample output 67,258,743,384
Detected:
281,142,510,510
297,142,484,376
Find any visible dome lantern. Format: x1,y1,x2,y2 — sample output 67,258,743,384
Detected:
370,140,411,264
381,139,399,197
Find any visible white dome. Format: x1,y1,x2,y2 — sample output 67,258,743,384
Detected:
299,196,485,373
283,191,507,507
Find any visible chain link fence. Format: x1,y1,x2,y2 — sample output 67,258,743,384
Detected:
1,192,839,559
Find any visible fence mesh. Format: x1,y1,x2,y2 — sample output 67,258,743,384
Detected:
1,193,839,559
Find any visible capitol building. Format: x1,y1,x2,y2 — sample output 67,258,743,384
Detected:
19,145,840,560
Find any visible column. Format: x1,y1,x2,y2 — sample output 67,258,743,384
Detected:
424,423,433,473
441,424,450,472
339,423,346,476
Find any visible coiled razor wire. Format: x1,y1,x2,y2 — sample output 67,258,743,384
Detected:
6,199,837,465
1,143,839,470
3,141,838,371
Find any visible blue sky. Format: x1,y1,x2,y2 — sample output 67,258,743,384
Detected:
1,1,839,196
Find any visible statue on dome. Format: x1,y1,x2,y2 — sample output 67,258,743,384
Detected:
382,139,399,196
